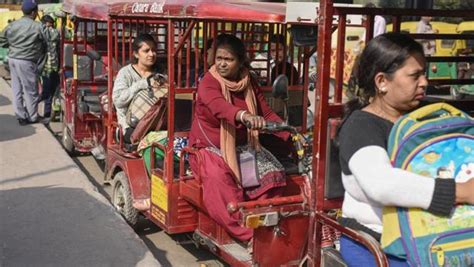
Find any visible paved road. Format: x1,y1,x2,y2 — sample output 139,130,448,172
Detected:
0,78,160,267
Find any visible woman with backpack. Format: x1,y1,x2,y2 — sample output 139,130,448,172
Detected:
337,32,474,266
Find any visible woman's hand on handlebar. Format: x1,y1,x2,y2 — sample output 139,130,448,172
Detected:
238,111,265,130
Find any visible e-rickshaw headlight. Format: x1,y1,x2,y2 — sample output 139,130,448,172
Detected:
245,212,279,229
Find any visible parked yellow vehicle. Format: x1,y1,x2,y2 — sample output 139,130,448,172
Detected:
0,9,23,64
0,10,23,32
454,21,474,55
451,21,474,99
387,21,458,84
386,21,458,56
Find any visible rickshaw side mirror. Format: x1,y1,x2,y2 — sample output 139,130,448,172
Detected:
290,25,318,47
272,74,289,101
86,50,102,61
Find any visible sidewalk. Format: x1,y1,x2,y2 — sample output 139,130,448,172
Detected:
0,77,160,266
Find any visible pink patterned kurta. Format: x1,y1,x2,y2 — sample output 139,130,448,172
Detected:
188,72,290,241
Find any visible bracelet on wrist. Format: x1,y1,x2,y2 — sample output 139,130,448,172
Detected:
239,110,248,123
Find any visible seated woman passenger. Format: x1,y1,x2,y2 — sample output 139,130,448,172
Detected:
112,33,163,144
337,32,474,266
188,34,291,242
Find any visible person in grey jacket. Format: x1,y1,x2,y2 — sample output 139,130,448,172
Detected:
112,33,163,144
0,0,47,125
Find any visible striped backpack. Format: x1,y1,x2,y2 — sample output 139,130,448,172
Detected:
381,103,474,267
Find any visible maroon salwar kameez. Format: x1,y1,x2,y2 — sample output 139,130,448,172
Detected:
188,73,290,241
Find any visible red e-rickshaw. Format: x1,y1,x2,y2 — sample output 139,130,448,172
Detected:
308,1,474,266
58,6,110,157
60,0,474,266
74,1,316,266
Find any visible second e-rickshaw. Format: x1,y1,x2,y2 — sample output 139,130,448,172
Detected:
61,0,474,266
75,0,315,266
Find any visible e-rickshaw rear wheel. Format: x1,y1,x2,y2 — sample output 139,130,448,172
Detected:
112,171,138,227
61,120,75,155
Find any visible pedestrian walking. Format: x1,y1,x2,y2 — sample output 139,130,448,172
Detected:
0,0,47,125
40,14,60,120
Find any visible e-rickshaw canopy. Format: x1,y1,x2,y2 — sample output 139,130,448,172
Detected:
62,0,286,23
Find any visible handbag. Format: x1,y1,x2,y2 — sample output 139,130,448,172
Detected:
197,119,260,188
237,149,260,188
130,97,167,144
126,77,168,128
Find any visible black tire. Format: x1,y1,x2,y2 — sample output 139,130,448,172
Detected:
61,122,75,155
112,172,138,227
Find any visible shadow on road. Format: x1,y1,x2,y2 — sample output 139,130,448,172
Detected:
0,186,157,266
0,114,36,142
0,165,76,186
136,219,227,267
0,93,11,106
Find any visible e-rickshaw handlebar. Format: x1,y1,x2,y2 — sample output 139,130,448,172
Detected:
257,121,308,174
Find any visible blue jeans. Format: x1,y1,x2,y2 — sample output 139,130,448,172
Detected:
340,235,409,267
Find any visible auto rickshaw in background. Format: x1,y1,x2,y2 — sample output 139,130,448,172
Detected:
0,5,23,68
450,21,474,99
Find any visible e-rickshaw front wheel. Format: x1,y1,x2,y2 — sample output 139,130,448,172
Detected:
112,172,138,227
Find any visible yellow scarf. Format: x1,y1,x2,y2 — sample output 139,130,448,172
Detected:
209,65,260,183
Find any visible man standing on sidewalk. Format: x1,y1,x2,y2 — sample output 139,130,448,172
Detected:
40,14,60,121
0,0,47,125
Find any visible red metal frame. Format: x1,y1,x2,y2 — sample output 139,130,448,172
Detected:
308,1,474,266
96,2,313,265
60,16,108,154
62,0,473,266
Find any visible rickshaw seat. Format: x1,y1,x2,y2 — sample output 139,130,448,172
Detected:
63,43,106,81
77,85,108,95
324,118,344,199
77,85,108,114
63,43,74,69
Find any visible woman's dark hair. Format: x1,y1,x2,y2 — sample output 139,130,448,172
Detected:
215,33,249,68
342,32,424,121
132,33,157,63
